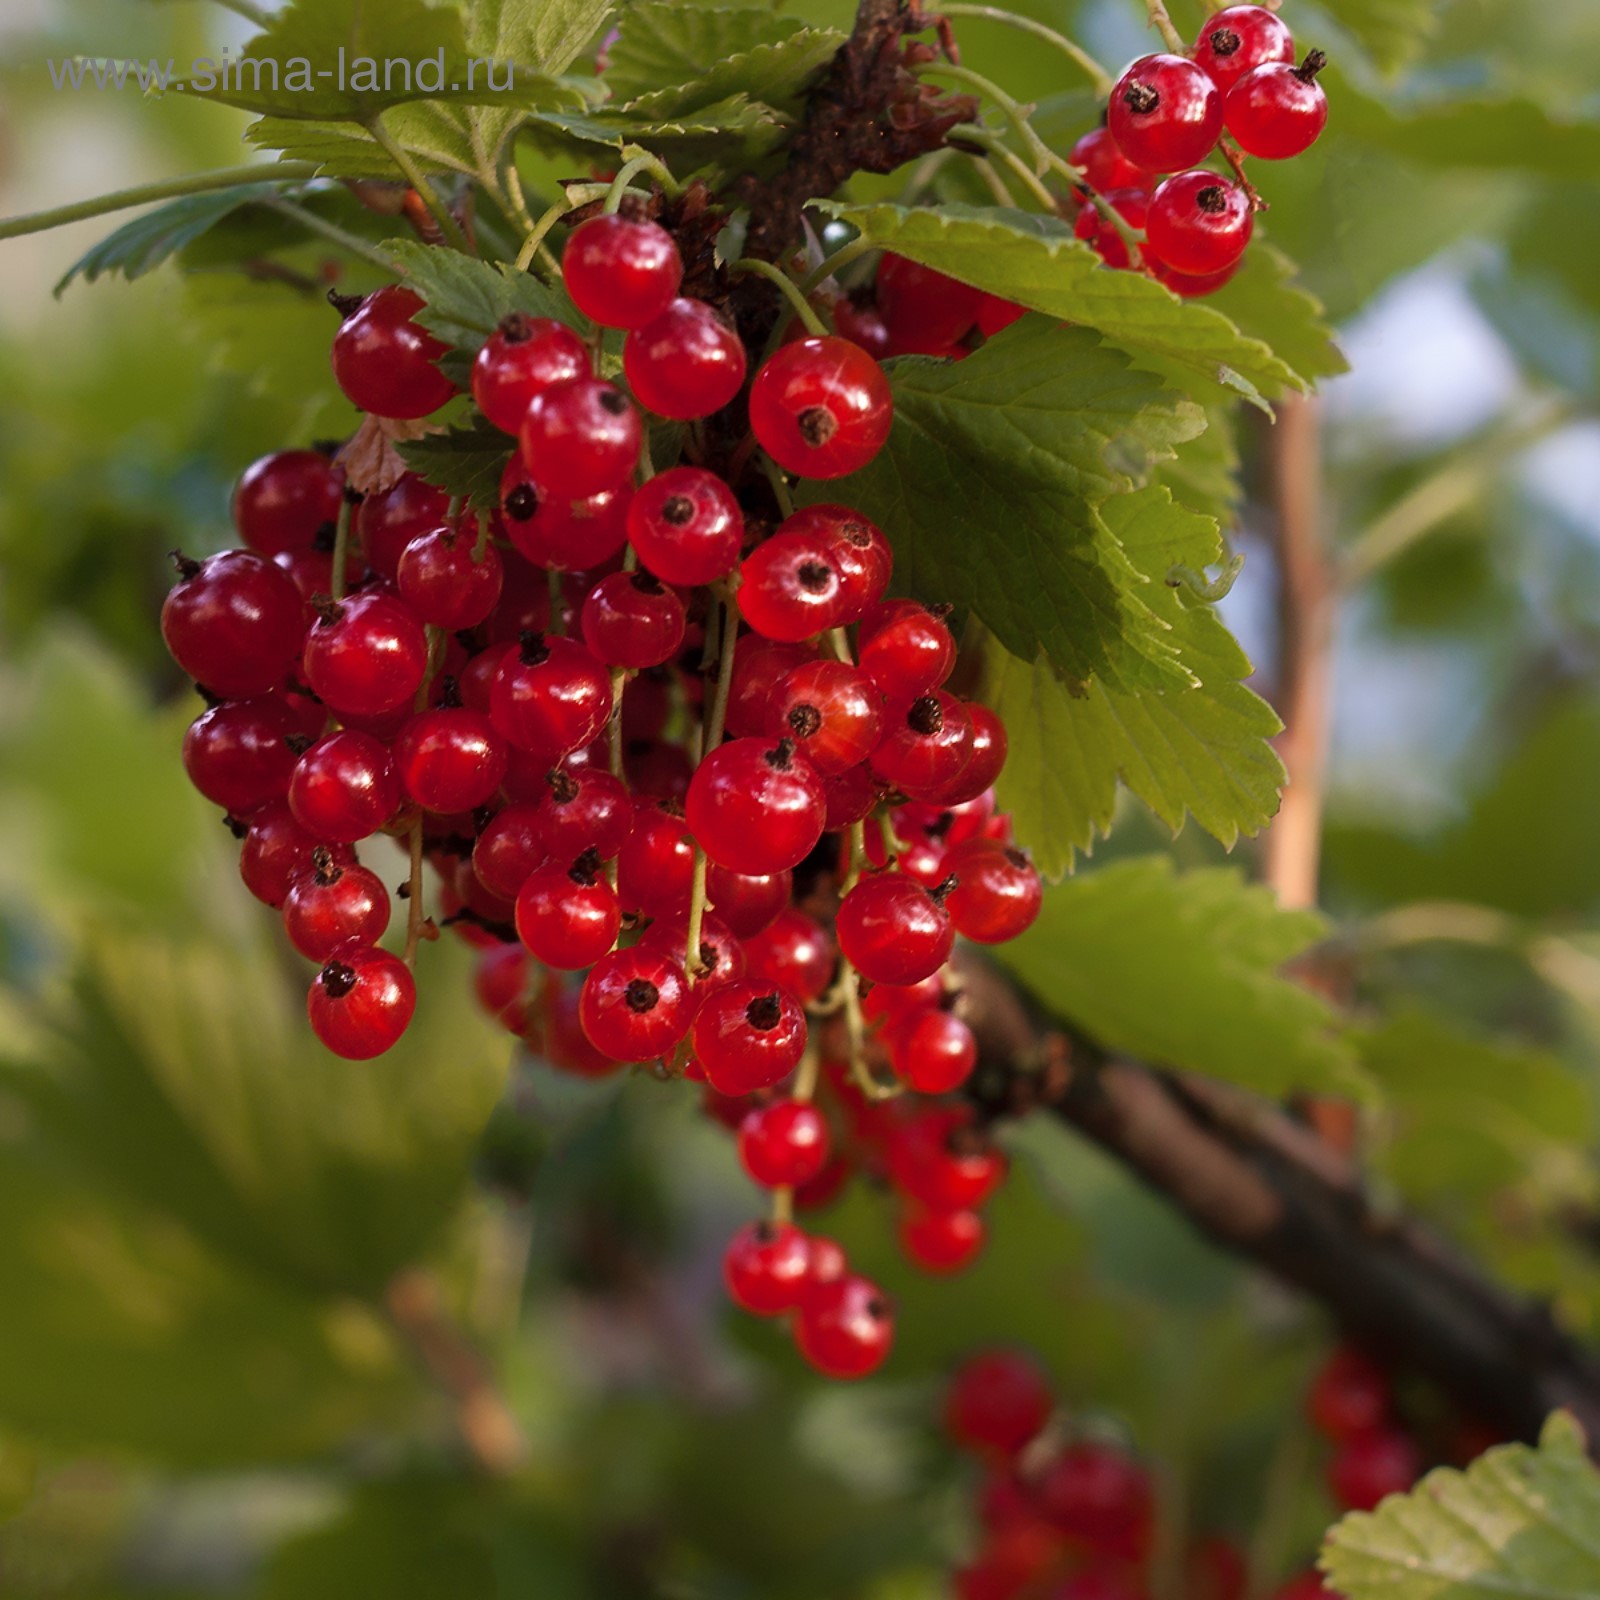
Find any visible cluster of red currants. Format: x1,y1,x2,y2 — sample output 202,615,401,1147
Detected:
1305,1344,1424,1515
161,203,1045,1378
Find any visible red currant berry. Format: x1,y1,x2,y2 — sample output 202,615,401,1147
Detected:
533,765,633,861
516,848,620,969
1074,187,1151,270
890,1008,977,1093
920,704,1008,806
471,313,589,434
1036,1443,1154,1559
975,294,1027,338
788,504,893,617
749,336,893,480
474,942,533,1033
489,632,613,759
803,1233,849,1294
520,377,641,502
861,972,943,1028
900,1205,985,1274
944,840,1043,944
162,550,304,698
502,471,633,572
744,907,836,1006
288,730,401,842
945,1349,1054,1457
394,706,508,813
1107,54,1224,173
308,943,416,1059
707,863,792,939
739,527,849,642
738,1098,831,1188
821,762,883,829
858,600,956,699
358,473,451,580
693,982,808,1096
623,297,747,420
616,801,696,916
626,466,743,586
723,1219,813,1315
837,872,953,985
772,660,884,775
562,214,683,330
1069,126,1151,192
1328,1428,1420,1511
301,589,429,718
283,849,391,961
686,736,827,876
579,944,690,1061
794,1273,894,1379
887,1108,1006,1210
183,698,302,814
581,571,686,668
1148,256,1243,298
1194,5,1295,93
1225,52,1329,160
876,253,982,349
471,802,544,900
832,295,892,358
1307,1346,1392,1441
238,800,353,908
1147,171,1254,275
331,286,454,419
232,450,344,556
396,523,504,629
872,692,974,799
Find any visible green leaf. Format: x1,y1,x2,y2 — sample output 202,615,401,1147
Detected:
979,487,1285,879
804,321,1205,691
247,107,479,179
1322,1411,1600,1599
998,857,1363,1098
620,26,844,122
183,0,550,120
602,4,808,102
1201,244,1349,386
1308,0,1441,75
484,0,614,78
396,421,514,512
529,95,796,166
53,184,292,295
819,201,1311,402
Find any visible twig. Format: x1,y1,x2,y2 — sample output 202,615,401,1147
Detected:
364,114,471,253
935,4,1112,97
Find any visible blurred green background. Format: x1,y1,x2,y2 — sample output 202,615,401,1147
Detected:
2,0,1600,1595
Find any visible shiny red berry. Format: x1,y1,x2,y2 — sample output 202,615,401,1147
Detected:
331,285,454,419
1147,171,1254,275
1307,1346,1392,1441
562,214,683,330
623,297,747,419
516,848,620,969
308,943,415,1059
707,863,792,939
920,704,1008,806
738,1098,831,1188
162,550,304,698
876,253,982,349
238,800,353,908
693,982,807,1096
1074,187,1151,270
772,659,884,775
1069,126,1151,191
1036,1443,1154,1559
394,706,508,812
489,632,613,759
788,504,893,617
900,1206,985,1274
301,589,429,718
837,872,953,985
685,737,828,876
616,801,696,916
1108,54,1223,173
183,698,302,814
626,466,744,586
471,801,545,900
724,1219,813,1315
357,473,451,580
396,522,503,629
872,692,975,800
533,765,634,861
520,377,641,502
288,730,401,842
1328,1427,1420,1511
858,600,955,700
580,571,686,668
944,1349,1054,1457
887,1110,1006,1211
471,313,589,434
1148,256,1243,298
793,1273,894,1378
749,336,893,480
743,907,835,1006
579,943,690,1061
283,849,391,961
1194,5,1295,92
1225,52,1329,160
832,296,892,358
944,840,1043,944
739,526,849,642
232,450,343,556
890,1008,978,1093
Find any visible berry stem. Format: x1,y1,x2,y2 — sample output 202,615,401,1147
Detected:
1143,0,1187,54
797,235,875,297
0,161,319,244
260,198,404,276
402,816,427,966
952,125,1063,217
729,258,829,338
936,3,1113,97
1218,137,1267,211
514,197,570,274
329,492,354,603
841,958,900,1102
363,113,472,254
921,64,1055,178
759,454,796,518
684,849,711,984
601,151,683,214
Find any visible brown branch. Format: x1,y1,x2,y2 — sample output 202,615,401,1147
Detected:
959,956,1600,1448
1262,395,1335,911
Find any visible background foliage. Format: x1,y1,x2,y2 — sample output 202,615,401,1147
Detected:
2,0,1600,1594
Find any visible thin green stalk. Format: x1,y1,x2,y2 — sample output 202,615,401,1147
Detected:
602,151,682,214
1145,0,1187,53
920,62,1055,175
730,257,828,336
937,3,1113,97
0,161,319,243
262,198,401,276
959,126,1062,215
515,198,569,273
364,114,471,252
798,235,875,296
760,454,795,518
